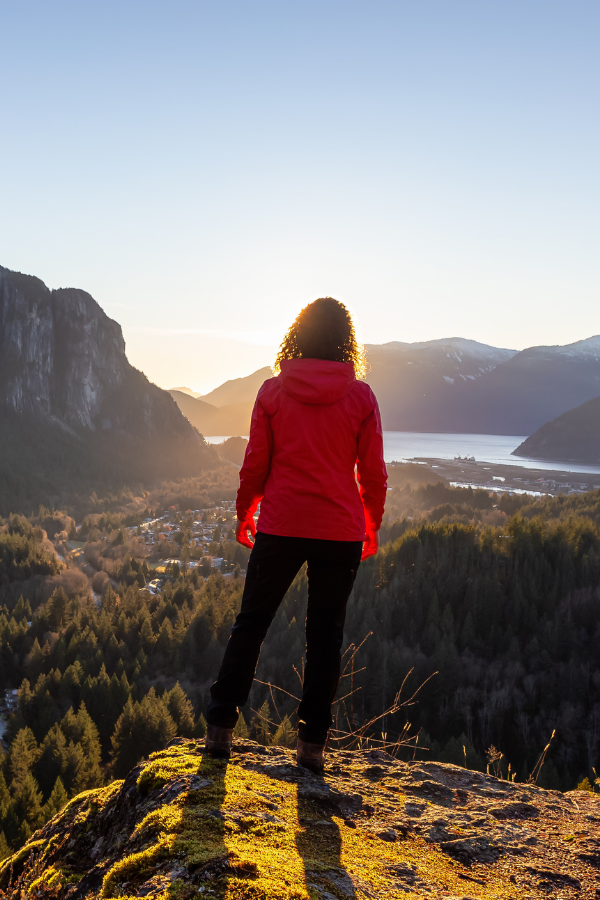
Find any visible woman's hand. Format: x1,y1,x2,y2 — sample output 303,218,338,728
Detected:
361,527,379,561
236,516,256,548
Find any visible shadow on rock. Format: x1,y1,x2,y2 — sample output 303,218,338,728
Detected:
295,770,357,899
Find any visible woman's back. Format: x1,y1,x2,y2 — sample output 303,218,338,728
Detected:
237,357,387,542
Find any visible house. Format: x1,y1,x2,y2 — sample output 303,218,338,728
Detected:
4,689,18,711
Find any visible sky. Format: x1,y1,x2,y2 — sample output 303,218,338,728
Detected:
1,1,599,393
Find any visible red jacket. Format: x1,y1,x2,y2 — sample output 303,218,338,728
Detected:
237,359,388,541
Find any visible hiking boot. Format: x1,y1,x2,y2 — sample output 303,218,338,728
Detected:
206,724,233,758
297,738,325,773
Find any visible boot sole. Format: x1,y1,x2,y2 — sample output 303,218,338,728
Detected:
206,743,232,759
297,756,324,773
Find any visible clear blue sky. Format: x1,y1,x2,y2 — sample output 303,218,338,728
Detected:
1,1,598,392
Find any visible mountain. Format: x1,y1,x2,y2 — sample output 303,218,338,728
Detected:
182,336,600,438
169,343,519,437
199,366,272,406
3,738,598,899
513,395,600,465
365,336,600,434
0,265,218,513
169,369,272,436
437,337,600,435
171,385,203,398
364,338,518,432
169,390,253,436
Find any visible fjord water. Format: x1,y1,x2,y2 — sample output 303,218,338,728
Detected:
206,432,600,475
383,432,525,464
384,432,600,474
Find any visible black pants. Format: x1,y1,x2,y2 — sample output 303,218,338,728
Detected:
207,531,362,744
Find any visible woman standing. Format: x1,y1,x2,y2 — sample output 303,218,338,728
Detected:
206,298,387,771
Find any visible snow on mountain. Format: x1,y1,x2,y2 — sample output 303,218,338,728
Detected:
365,338,517,388
521,335,600,360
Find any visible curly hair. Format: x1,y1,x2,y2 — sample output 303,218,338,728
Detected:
273,297,367,378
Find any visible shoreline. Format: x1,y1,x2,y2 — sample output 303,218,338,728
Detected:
397,456,600,497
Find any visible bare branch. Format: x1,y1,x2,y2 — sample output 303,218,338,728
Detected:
253,678,301,704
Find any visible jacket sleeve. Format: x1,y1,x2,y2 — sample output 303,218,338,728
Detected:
356,392,388,532
236,385,273,522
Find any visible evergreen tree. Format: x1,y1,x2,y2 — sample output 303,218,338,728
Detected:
110,696,136,776
252,701,273,746
47,587,68,629
166,683,195,736
110,689,177,778
233,713,249,739
7,727,39,785
82,665,113,738
139,617,155,651
16,819,32,847
43,777,69,820
36,724,68,797
156,619,174,659
1,805,20,849
13,596,30,621
194,713,207,738
0,772,10,821
272,715,295,748
61,703,103,790
0,831,10,861
11,772,43,831
103,585,118,613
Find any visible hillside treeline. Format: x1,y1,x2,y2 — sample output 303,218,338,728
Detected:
0,400,240,519
0,487,599,856
0,410,239,520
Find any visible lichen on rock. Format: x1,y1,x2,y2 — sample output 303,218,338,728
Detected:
1,738,599,899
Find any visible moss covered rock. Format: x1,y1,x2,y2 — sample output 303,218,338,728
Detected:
1,738,599,898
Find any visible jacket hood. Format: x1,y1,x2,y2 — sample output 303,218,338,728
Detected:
280,359,356,405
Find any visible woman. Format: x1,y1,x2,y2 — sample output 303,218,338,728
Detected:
206,297,387,771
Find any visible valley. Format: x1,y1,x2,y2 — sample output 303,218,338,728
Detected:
1,261,600,882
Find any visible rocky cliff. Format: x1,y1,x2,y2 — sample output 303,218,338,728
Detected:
2,738,598,899
0,266,218,513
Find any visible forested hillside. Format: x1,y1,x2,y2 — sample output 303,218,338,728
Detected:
0,484,599,858
514,395,600,465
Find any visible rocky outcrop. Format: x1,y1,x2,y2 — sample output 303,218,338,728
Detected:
2,738,598,899
0,266,219,512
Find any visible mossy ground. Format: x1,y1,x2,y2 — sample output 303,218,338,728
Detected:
74,746,526,898
2,740,598,899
